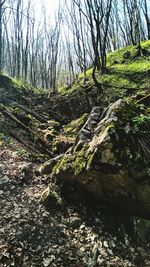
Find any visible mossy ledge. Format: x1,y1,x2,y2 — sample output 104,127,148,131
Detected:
43,98,150,219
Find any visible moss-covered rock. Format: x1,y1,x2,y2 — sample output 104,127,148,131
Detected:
47,120,60,130
39,154,64,175
49,99,150,219
44,129,57,142
63,113,88,137
40,185,63,208
50,114,88,154
52,135,74,154
43,120,60,142
20,163,33,177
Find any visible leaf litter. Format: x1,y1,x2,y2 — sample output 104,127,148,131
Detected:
0,141,150,267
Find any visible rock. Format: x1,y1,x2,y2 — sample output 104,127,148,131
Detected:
51,114,89,154
47,120,60,130
78,106,102,140
69,216,82,228
63,113,89,137
40,186,63,209
49,99,150,219
0,175,9,188
39,154,64,175
134,218,150,242
20,163,33,177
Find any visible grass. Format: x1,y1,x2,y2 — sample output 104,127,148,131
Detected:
107,40,150,64
101,41,150,90
104,41,150,90
0,72,50,98
99,60,150,88
58,40,150,100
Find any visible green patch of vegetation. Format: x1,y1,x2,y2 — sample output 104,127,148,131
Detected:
139,40,150,49
44,121,60,145
107,40,150,64
52,154,71,175
132,113,150,133
0,74,49,102
52,135,75,154
57,86,67,94
10,76,50,95
51,114,88,153
58,40,150,101
44,128,57,142
114,101,150,166
60,82,83,97
79,68,93,79
47,120,60,129
99,43,150,94
63,113,88,138
73,144,88,175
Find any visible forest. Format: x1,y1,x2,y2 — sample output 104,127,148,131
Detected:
0,0,150,267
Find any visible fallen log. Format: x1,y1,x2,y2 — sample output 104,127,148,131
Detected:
0,105,52,156
0,94,48,123
9,130,40,154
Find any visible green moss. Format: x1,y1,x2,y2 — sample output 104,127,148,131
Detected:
44,121,60,142
73,144,88,175
63,113,88,137
52,135,75,153
40,186,63,207
0,73,49,102
52,154,71,175
47,120,60,128
57,86,66,94
87,152,95,169
79,68,93,78
44,128,57,142
112,101,150,167
11,77,27,88
141,40,150,49
107,40,150,64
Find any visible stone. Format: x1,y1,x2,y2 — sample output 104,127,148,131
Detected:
20,163,33,177
0,175,9,188
40,186,63,209
69,216,82,228
48,99,150,219
39,154,64,175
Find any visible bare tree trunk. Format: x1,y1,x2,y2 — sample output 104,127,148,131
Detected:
0,0,6,71
142,0,150,40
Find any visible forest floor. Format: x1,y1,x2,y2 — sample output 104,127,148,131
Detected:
0,141,150,267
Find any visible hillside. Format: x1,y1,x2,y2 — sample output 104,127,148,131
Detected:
0,41,150,267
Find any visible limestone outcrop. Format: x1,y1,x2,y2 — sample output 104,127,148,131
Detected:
42,99,150,219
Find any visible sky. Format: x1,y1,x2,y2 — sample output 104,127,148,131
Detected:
44,0,58,10
35,0,60,18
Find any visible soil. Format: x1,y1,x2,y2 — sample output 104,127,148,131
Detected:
0,141,150,267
